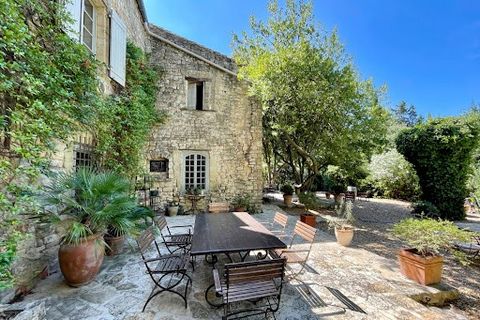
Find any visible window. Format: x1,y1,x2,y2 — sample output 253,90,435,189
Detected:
73,143,95,171
184,153,208,191
186,78,204,110
150,159,168,173
81,0,96,53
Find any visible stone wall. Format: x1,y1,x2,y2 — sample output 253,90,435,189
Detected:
146,25,263,209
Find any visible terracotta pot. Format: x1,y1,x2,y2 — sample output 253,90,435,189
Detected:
300,214,316,227
234,207,247,212
398,248,443,285
283,194,293,206
58,234,105,287
104,234,125,256
167,206,179,216
334,227,354,246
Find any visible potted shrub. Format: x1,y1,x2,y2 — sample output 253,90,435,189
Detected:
167,193,180,217
231,194,251,212
328,200,355,246
392,218,473,285
43,168,149,286
280,184,294,206
298,192,317,227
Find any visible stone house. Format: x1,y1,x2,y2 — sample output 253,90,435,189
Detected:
5,0,262,296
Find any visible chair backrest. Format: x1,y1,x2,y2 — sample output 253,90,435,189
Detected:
154,215,168,231
225,258,286,287
136,227,156,258
291,220,317,246
273,212,288,228
208,202,230,213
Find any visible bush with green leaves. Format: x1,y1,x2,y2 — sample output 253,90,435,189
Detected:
392,218,476,264
280,184,294,195
367,149,420,201
411,201,440,218
298,192,317,210
231,194,251,210
43,168,153,245
396,117,480,220
328,200,355,230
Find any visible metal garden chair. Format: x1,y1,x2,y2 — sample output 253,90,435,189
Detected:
136,227,192,311
154,215,192,254
212,258,287,319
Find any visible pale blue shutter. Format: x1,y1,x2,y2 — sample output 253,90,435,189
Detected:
64,0,82,41
109,10,127,86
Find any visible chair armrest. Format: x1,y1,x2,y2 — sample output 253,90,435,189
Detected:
213,269,222,294
169,225,193,229
143,254,181,263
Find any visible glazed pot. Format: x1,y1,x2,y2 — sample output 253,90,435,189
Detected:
398,248,444,285
283,194,293,206
300,214,316,227
58,234,105,287
167,205,179,216
104,234,125,256
334,227,354,246
234,206,247,212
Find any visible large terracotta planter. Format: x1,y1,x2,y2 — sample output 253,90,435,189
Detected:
300,214,316,227
58,234,105,287
104,234,125,256
398,248,444,285
283,194,293,206
334,227,354,246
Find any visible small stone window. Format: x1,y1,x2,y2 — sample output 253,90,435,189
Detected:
186,78,205,110
82,0,96,53
73,143,95,171
150,159,168,173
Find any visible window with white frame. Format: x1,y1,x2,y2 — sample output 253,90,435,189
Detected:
81,0,96,53
184,153,208,191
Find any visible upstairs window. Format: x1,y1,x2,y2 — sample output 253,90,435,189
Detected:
81,0,96,53
186,78,204,110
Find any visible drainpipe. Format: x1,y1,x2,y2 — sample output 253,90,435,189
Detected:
143,22,237,77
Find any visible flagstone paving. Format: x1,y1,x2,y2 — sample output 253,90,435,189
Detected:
1,205,469,319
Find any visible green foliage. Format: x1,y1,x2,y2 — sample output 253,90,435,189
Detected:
233,0,388,191
324,166,348,194
367,149,420,200
411,201,440,218
396,117,480,220
0,0,101,289
280,184,294,195
328,200,354,230
298,192,317,210
392,218,475,264
43,168,152,245
231,194,252,209
95,42,165,177
392,101,423,127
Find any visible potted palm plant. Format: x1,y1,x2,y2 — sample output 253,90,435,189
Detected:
328,200,355,246
231,194,251,212
43,168,150,286
392,218,473,285
280,184,294,206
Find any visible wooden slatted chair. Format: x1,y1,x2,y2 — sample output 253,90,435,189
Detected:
208,202,230,213
263,212,289,238
270,220,317,280
154,215,192,254
212,258,286,319
136,227,192,311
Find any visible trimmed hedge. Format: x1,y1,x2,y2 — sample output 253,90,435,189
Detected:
396,117,480,220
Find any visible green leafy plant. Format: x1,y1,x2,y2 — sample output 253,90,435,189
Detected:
396,116,480,220
280,184,294,196
43,168,152,245
392,218,476,264
411,201,440,218
298,192,317,210
231,194,251,209
328,200,355,230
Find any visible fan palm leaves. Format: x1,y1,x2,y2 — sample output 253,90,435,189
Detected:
43,168,153,245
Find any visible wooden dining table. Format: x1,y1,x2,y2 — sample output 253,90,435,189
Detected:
190,211,287,262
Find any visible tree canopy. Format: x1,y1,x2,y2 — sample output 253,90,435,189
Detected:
233,0,388,191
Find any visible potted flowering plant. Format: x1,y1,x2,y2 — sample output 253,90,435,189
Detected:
328,200,355,246
392,218,473,285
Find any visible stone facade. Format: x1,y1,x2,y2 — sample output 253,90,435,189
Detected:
145,25,263,208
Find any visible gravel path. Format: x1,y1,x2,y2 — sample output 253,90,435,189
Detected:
283,197,480,319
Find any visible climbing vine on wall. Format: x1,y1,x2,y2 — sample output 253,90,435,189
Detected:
94,43,166,178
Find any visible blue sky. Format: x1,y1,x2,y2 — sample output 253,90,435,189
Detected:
144,0,480,117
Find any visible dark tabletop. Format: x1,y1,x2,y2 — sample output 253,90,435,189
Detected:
190,212,287,256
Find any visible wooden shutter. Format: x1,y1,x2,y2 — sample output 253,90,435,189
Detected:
109,10,127,86
187,82,196,108
64,0,82,41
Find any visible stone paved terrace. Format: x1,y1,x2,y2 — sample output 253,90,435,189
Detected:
2,205,468,320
